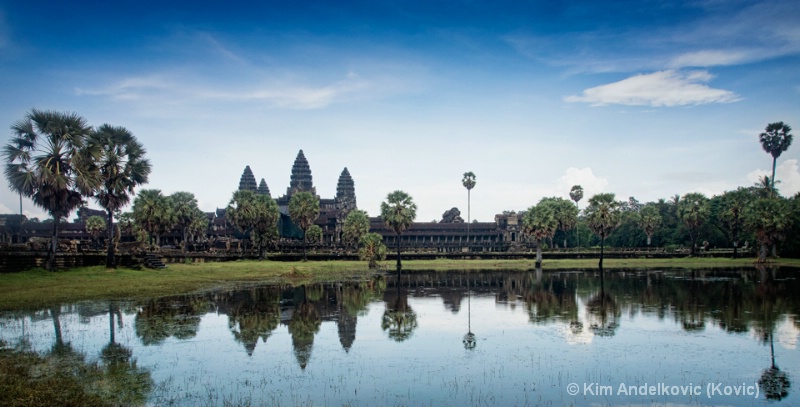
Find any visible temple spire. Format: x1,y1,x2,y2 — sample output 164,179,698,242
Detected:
238,166,257,192
335,167,356,211
287,150,315,196
258,178,271,197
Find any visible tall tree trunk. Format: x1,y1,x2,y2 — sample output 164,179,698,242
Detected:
396,233,402,274
535,239,542,267
302,230,307,261
48,216,59,271
109,303,116,344
467,189,471,248
106,209,116,268
732,239,738,259
771,156,777,194
599,234,605,269
646,235,652,246
759,243,768,263
183,227,188,253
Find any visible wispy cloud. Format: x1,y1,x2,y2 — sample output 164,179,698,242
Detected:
508,0,800,74
76,71,386,110
565,70,740,107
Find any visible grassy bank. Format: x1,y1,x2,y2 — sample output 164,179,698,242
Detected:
1,257,798,311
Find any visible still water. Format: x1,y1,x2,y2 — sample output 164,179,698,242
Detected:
1,268,798,406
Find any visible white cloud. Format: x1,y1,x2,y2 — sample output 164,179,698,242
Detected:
565,70,740,107
746,159,800,197
556,167,609,205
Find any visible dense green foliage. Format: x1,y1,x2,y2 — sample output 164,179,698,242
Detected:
359,232,388,269
289,191,320,261
380,190,417,271
343,209,370,250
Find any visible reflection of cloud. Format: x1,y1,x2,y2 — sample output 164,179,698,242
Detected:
565,70,740,107
777,318,798,350
747,159,800,197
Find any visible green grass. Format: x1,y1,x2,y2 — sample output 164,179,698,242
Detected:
1,257,798,311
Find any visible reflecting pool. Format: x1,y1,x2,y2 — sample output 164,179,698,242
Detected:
1,268,798,406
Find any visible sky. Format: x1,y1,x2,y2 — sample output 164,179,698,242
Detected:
1,0,799,223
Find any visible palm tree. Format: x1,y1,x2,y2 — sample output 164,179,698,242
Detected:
676,192,710,256
718,188,753,258
85,215,106,249
343,209,370,251
541,197,578,248
522,201,558,267
226,190,258,253
759,122,793,193
462,172,476,245
638,203,662,246
88,124,151,267
380,190,417,272
250,194,280,259
3,109,99,270
359,232,387,269
132,189,173,248
585,193,621,268
745,197,792,263
289,191,320,261
169,192,200,252
569,185,584,247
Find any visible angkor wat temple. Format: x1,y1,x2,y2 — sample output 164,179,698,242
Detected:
0,149,528,253
218,150,526,252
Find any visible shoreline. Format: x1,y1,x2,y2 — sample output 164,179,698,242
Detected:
1,257,797,311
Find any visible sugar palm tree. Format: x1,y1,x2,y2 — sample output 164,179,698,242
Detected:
585,193,621,268
226,190,259,253
718,188,753,258
250,194,280,259
88,124,151,267
380,190,417,272
132,189,173,248
359,233,387,269
169,191,199,252
759,122,793,193
85,215,106,249
3,109,99,270
676,192,710,256
522,201,558,267
745,197,792,263
289,191,320,261
343,209,370,251
638,203,662,246
569,185,584,247
462,172,476,245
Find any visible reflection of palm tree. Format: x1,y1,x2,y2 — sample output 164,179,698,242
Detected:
463,279,476,349
135,297,205,345
382,281,418,342
759,331,791,400
586,271,620,337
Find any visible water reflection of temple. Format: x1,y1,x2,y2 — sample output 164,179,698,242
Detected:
124,268,800,369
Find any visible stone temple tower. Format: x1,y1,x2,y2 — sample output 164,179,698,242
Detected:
257,178,271,197
238,165,258,192
286,150,316,197
335,167,356,213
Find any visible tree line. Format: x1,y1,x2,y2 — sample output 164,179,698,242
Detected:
4,108,794,270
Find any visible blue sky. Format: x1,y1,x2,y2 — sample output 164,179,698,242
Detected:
1,0,799,222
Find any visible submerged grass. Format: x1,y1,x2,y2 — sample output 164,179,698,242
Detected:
1,256,798,311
